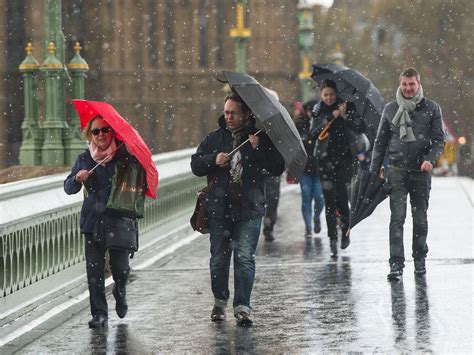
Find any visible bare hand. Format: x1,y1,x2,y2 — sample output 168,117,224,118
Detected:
332,109,341,119
248,134,260,149
420,161,433,172
339,102,347,118
215,152,230,167
75,169,91,183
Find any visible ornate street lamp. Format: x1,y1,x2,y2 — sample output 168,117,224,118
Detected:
230,0,251,73
297,1,316,102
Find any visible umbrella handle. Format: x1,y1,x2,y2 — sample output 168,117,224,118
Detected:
379,166,385,179
318,118,336,141
228,129,263,157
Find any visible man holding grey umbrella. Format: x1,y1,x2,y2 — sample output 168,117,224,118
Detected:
191,91,284,326
370,68,445,281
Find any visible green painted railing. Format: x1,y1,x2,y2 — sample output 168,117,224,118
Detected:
0,148,203,300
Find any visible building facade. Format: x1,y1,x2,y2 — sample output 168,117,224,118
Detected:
0,0,301,168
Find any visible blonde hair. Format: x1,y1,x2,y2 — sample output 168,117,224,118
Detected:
83,116,104,142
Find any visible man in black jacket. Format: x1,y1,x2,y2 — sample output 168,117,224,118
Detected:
191,92,285,326
370,68,445,281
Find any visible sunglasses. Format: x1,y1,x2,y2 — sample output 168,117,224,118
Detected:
91,127,113,136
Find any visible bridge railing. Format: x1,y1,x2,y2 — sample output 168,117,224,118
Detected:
0,148,203,310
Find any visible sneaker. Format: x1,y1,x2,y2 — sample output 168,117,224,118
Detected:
330,238,338,257
264,230,275,241
313,218,321,234
387,263,404,281
305,229,312,238
211,306,226,322
88,314,108,328
414,259,426,275
340,235,350,249
235,311,253,326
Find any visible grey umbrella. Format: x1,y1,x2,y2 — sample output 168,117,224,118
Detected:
311,63,385,146
222,71,307,180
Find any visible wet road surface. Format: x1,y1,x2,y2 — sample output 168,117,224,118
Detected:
13,177,474,353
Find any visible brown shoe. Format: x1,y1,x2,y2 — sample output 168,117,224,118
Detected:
235,311,253,326
211,306,226,322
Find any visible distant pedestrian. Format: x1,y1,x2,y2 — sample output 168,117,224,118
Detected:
262,175,281,241
370,67,445,280
191,91,285,326
310,79,366,256
293,100,325,239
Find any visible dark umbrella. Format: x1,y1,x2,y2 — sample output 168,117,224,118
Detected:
311,63,385,145
348,169,391,235
221,71,308,180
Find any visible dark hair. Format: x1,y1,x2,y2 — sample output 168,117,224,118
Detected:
319,79,337,92
399,67,420,82
224,91,251,113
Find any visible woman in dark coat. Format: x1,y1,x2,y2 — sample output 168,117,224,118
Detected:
311,79,366,256
64,116,134,328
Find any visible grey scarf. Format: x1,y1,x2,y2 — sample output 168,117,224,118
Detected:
392,86,424,142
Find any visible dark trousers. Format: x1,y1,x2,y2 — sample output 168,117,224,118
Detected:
84,234,130,317
319,163,351,239
263,176,281,233
387,168,431,265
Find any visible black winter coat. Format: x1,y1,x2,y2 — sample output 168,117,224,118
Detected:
310,100,366,166
370,98,445,172
190,116,285,221
64,143,135,234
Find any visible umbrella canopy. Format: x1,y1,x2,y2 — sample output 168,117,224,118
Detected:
72,99,158,199
348,169,391,233
221,71,307,180
311,64,385,145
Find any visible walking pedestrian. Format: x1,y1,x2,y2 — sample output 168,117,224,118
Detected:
370,67,445,280
64,116,135,328
262,175,281,241
311,79,367,256
191,91,285,326
293,100,325,239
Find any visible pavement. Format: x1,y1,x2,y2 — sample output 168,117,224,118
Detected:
5,177,473,354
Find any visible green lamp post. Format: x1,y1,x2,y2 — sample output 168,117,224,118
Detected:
40,41,65,166
230,0,251,73
64,42,89,164
19,43,43,165
297,2,316,102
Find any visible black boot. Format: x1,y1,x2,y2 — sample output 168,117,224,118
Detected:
113,282,128,318
88,314,107,328
387,263,404,281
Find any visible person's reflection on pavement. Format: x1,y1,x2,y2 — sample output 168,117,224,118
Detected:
390,280,407,349
414,276,431,352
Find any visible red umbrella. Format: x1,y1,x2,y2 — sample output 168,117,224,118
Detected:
72,99,158,199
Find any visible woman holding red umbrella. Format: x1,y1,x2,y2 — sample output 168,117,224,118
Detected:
64,116,135,328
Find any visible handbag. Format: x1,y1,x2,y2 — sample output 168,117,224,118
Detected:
190,179,216,234
106,158,147,219
93,213,139,254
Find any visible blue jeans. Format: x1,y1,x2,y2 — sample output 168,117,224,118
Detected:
388,168,431,265
299,174,325,231
209,217,262,315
